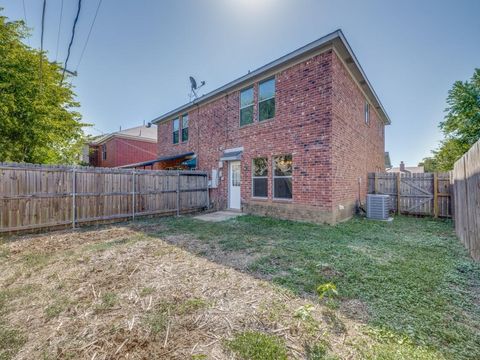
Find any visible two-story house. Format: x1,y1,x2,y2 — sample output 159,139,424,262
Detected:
89,125,157,168
149,30,390,223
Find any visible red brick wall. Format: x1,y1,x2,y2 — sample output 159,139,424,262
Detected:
331,51,385,221
90,137,157,168
157,51,334,217
156,48,386,223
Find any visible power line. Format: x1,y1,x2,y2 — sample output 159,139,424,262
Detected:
55,0,64,61
21,0,30,46
39,0,47,82
76,0,103,70
61,0,82,83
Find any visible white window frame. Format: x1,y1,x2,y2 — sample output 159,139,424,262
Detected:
273,155,293,200
252,157,268,199
258,77,276,121
239,86,254,126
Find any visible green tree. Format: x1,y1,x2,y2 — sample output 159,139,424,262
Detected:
0,12,88,164
423,69,480,171
440,68,480,147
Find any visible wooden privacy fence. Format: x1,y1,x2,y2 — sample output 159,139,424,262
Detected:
368,172,452,218
452,140,480,261
0,163,208,233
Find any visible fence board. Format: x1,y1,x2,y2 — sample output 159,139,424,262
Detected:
368,172,451,218
452,140,480,260
0,163,208,233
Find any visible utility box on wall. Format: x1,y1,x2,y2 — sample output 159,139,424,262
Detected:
209,169,218,188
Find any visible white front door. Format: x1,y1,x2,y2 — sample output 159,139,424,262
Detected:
228,161,241,209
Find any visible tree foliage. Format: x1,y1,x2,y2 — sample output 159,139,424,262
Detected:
421,68,480,171
0,12,88,164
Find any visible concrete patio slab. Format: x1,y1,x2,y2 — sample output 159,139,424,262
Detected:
194,210,245,222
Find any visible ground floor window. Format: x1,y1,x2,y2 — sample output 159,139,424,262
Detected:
273,154,292,199
252,157,268,197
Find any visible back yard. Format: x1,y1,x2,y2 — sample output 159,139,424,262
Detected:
0,215,478,359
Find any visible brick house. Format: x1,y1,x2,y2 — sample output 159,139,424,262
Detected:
150,30,390,223
89,125,157,168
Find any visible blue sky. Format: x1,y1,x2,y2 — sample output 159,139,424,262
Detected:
2,0,480,166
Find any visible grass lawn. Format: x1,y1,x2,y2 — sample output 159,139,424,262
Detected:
152,215,480,360
0,214,478,359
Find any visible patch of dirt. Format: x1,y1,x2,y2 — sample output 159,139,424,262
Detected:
0,223,370,359
317,263,344,279
340,299,371,323
162,234,262,271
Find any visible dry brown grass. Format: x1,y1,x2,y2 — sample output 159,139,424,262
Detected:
0,223,368,359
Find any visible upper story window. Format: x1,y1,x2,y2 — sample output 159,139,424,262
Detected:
273,154,292,200
258,78,275,121
101,144,107,160
252,157,268,198
182,113,189,142
240,86,254,126
172,118,179,144
364,101,370,125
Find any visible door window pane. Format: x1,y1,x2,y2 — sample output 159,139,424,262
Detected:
231,163,240,186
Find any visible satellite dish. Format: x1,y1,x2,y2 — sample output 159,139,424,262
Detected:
190,76,197,90
189,76,206,101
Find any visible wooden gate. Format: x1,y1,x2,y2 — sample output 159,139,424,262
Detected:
368,172,451,217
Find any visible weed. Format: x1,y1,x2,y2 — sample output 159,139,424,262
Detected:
0,323,26,360
294,304,315,322
305,340,338,360
85,237,133,252
322,309,346,335
95,292,118,311
191,355,207,360
139,287,155,297
45,298,69,319
178,298,208,315
21,252,50,268
144,299,176,336
225,331,288,360
316,283,338,300
0,247,10,259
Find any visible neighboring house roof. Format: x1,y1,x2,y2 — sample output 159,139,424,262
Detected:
118,152,195,169
90,125,157,145
387,166,425,174
151,29,391,126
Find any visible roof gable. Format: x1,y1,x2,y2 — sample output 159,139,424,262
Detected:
151,29,390,126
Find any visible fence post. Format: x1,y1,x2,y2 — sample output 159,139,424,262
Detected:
433,172,438,218
396,173,401,215
132,170,136,221
72,168,76,228
176,172,180,216
374,173,377,194
205,174,210,209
